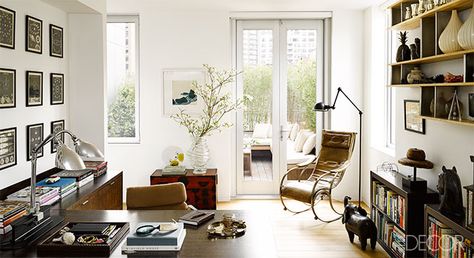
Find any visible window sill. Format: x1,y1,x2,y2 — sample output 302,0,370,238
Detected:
370,144,395,158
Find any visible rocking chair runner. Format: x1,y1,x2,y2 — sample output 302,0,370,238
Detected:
280,130,356,222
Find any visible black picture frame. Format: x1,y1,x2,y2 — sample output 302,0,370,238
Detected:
26,123,44,161
404,99,425,134
0,127,17,171
26,70,43,107
50,119,65,153
0,68,16,109
49,24,63,58
469,93,474,118
25,15,42,54
0,6,16,49
50,73,64,105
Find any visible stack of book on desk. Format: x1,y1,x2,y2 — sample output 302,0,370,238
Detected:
37,177,77,198
54,169,94,188
0,201,28,235
122,222,186,254
84,161,108,177
7,186,60,206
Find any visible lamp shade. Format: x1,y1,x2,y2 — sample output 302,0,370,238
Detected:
314,102,332,112
55,144,86,170
75,139,104,159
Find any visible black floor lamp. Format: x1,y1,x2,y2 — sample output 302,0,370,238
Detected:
314,87,366,214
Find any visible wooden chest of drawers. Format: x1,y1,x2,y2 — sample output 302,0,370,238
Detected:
150,169,217,210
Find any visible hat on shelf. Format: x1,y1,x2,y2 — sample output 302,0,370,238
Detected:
398,148,433,169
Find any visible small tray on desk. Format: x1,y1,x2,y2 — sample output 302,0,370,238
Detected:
37,222,129,257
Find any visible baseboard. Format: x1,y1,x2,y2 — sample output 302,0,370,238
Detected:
229,194,280,200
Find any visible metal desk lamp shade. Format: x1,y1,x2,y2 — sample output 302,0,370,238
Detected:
314,87,365,214
74,139,104,159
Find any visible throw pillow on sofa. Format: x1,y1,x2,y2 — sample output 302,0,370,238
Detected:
294,131,310,152
289,124,299,141
253,123,270,138
302,133,317,155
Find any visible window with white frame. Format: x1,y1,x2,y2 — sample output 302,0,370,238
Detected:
106,16,140,143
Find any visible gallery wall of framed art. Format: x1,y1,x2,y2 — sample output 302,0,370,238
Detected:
0,1,69,189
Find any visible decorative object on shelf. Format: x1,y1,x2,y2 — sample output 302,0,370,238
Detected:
26,123,44,161
0,6,15,49
25,15,42,54
410,44,419,59
411,3,419,17
50,120,65,153
396,31,411,62
405,7,412,20
447,90,462,121
464,156,474,231
433,0,440,6
407,67,424,84
163,68,206,115
418,0,426,14
207,213,246,239
376,162,399,176
49,24,63,58
437,166,465,223
398,148,433,190
342,196,376,251
314,87,364,215
443,72,463,83
425,0,434,11
415,38,421,57
438,10,463,54
0,68,16,108
0,127,16,171
163,152,186,175
404,100,425,134
50,73,64,105
171,65,241,174
458,2,474,50
26,70,43,107
469,93,474,117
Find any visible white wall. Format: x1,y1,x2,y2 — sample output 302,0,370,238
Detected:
363,5,474,204
106,0,366,202
0,0,69,189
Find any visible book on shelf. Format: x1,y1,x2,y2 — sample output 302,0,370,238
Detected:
84,161,108,177
0,224,12,235
372,207,405,257
7,186,60,206
372,181,405,229
122,230,186,253
178,210,215,226
37,177,77,198
0,200,28,219
54,169,94,188
427,216,473,258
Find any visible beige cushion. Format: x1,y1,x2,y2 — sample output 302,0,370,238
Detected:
294,131,310,152
126,183,188,210
253,123,270,138
287,124,294,139
289,124,299,141
302,133,317,155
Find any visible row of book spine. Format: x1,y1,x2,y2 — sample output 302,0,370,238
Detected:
373,207,406,258
373,181,405,229
427,216,473,258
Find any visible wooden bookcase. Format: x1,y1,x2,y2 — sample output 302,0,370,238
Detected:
370,171,439,258
388,0,474,127
424,204,474,257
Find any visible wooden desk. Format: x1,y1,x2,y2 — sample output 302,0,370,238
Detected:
150,169,217,210
0,210,276,258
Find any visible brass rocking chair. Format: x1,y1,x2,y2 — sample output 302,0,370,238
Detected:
280,130,356,222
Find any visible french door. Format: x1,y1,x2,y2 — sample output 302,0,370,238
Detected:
235,19,324,195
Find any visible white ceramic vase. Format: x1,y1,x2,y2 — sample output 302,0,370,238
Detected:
458,1,474,50
439,10,463,53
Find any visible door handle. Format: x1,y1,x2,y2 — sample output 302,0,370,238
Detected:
280,125,290,141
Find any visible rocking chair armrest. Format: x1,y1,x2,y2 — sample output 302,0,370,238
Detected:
296,155,318,167
316,160,352,175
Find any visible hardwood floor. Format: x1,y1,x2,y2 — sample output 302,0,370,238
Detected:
217,199,389,258
244,156,273,181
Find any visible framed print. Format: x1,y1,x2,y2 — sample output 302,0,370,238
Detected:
26,123,43,161
404,100,425,134
0,6,15,49
49,24,63,58
50,73,64,105
163,69,206,115
0,127,17,171
25,15,42,54
0,68,15,108
50,120,64,153
26,71,43,106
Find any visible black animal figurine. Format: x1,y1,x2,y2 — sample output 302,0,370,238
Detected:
342,196,377,251
437,166,465,223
